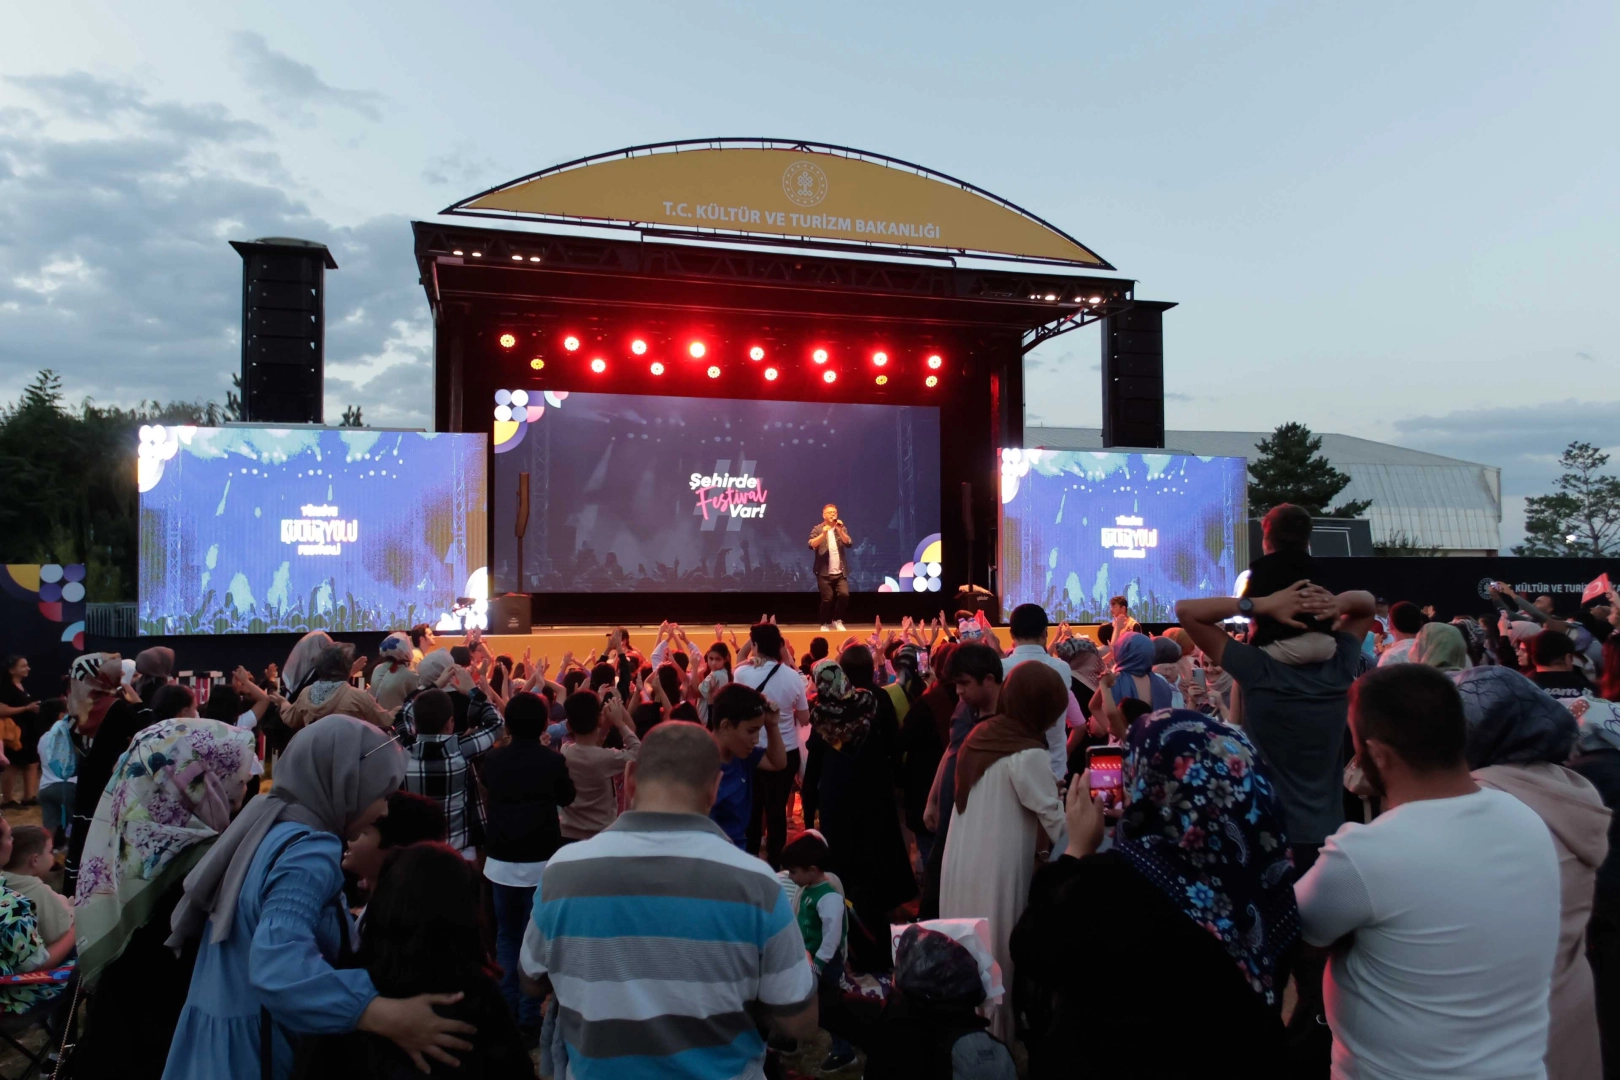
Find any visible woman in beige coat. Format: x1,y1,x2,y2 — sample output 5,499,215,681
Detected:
1455,666,1610,1080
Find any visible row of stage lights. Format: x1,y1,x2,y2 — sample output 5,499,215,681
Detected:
496,332,943,388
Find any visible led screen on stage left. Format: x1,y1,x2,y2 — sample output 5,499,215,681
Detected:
137,427,488,635
999,449,1248,623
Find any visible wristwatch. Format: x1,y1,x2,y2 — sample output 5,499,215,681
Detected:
1236,597,1255,616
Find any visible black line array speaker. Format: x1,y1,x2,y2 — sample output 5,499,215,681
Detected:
231,238,338,425
1101,301,1175,449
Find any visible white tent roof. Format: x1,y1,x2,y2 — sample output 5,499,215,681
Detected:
1024,427,1503,553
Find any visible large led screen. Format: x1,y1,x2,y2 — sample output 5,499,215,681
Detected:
492,390,941,593
999,449,1247,623
138,427,487,635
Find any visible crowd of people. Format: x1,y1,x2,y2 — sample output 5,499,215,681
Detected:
3,502,1620,1078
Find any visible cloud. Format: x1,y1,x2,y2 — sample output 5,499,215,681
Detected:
1391,400,1620,496
1577,351,1596,361
422,148,504,191
229,32,384,122
0,73,429,428
1164,391,1196,402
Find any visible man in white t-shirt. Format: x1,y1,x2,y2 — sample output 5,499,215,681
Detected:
1295,663,1561,1080
999,603,1083,782
735,622,810,867
1375,601,1424,666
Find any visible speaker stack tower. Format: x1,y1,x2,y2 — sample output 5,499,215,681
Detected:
231,237,338,425
1100,301,1175,449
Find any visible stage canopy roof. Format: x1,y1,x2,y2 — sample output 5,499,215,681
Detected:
442,139,1113,269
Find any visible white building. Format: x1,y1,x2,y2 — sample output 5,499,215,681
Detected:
1024,427,1503,556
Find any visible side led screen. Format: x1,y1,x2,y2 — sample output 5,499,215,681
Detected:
998,449,1247,623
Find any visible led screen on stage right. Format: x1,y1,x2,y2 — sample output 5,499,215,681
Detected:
998,449,1248,623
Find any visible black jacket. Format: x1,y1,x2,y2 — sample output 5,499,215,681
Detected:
809,521,853,577
479,738,576,864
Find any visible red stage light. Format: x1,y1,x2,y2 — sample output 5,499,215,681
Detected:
530,358,544,370
707,365,721,379
925,374,939,388
875,374,889,386
650,361,665,376
590,358,607,374
823,370,837,384
926,354,943,370
689,341,706,359
812,349,829,364
563,335,580,352
630,339,648,355
873,351,889,367
498,333,516,349
749,346,765,361
764,367,779,381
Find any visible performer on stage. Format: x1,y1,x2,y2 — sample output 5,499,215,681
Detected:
808,504,852,632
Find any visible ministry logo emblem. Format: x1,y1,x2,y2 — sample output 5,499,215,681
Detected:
782,160,829,207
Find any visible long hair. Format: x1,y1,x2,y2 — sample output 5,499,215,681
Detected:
357,841,497,997
839,645,876,691
706,641,733,679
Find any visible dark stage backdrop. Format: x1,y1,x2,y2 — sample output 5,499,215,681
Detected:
1308,557,1620,622
493,391,941,594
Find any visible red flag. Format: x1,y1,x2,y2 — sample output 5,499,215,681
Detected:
1583,574,1611,604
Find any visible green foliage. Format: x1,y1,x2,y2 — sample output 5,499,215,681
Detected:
0,368,357,601
1248,422,1371,518
1513,441,1620,557
340,404,365,428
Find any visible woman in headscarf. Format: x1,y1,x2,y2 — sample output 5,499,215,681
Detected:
809,652,918,961
366,633,418,712
65,651,146,895
940,662,1068,1042
1410,622,1470,673
161,715,475,1080
133,646,176,706
1106,631,1178,711
285,643,394,731
283,632,333,703
1453,666,1608,1080
69,719,257,1079
1011,709,1298,1077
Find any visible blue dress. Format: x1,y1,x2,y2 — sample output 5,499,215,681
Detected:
161,822,377,1080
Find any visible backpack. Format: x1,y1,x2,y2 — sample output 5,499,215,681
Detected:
949,1030,1016,1080
38,720,78,781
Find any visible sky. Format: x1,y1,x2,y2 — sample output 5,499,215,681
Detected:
1,1,1614,551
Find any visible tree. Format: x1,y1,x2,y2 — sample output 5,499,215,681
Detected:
1247,422,1370,518
1513,441,1620,556
340,404,365,428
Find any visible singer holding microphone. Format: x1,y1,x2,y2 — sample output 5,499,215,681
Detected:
809,504,853,631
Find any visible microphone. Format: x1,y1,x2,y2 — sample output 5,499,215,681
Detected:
835,519,845,528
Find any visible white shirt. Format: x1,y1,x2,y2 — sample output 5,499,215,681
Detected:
485,856,547,888
735,660,807,752
1377,637,1416,666
827,527,842,575
1295,788,1560,1080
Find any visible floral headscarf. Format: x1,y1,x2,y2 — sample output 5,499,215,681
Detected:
0,887,60,1014
73,718,257,984
1117,709,1298,1007
810,659,875,751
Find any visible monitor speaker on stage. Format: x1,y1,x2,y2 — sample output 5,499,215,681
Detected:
231,238,338,425
1101,301,1175,449
487,593,532,635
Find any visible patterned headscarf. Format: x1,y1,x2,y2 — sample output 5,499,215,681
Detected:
810,658,874,751
68,652,124,738
1117,710,1298,1007
73,719,257,984
1054,635,1103,690
1452,666,1578,769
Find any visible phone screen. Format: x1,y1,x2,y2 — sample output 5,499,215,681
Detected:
1087,747,1126,816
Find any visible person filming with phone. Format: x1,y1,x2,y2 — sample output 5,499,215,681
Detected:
809,504,853,632
1012,709,1299,1078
